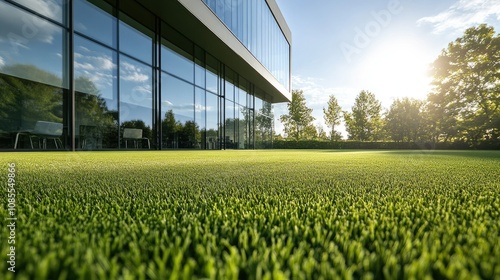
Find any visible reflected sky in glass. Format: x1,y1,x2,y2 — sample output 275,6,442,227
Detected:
11,0,65,24
74,35,117,100
206,92,218,131
120,15,152,65
0,1,65,88
75,0,116,47
162,73,195,124
195,87,206,131
120,55,152,126
162,42,193,83
202,0,290,90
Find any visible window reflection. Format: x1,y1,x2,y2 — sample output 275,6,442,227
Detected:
75,35,118,149
119,13,153,65
202,0,290,91
0,2,66,149
206,54,219,94
161,73,196,149
225,68,235,102
238,105,248,149
11,0,65,24
225,100,235,149
75,0,116,47
162,40,194,83
206,92,219,149
195,46,205,89
255,96,273,149
195,87,206,149
120,55,153,148
0,73,65,149
0,0,277,151
0,1,65,88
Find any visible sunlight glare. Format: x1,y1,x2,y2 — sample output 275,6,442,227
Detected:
359,39,434,101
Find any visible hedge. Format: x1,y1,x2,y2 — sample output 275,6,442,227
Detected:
271,140,500,150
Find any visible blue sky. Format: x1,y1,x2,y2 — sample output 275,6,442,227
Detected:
273,0,500,137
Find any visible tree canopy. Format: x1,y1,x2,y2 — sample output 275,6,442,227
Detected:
428,24,500,143
280,89,315,141
385,97,424,143
323,95,342,141
343,90,382,141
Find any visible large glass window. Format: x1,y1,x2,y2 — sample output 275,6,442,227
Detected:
202,0,290,91
206,54,219,95
75,0,116,47
119,13,153,65
224,100,236,149
255,94,273,149
119,55,153,148
75,35,118,149
0,1,66,88
0,1,66,149
238,105,247,149
162,40,194,83
195,46,205,89
161,73,195,149
206,92,219,149
238,78,248,107
11,0,66,24
225,68,235,102
195,87,206,149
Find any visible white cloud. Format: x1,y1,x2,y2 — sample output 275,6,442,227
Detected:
78,46,90,53
97,56,116,71
14,0,62,21
0,56,5,68
417,0,500,34
122,71,149,82
74,61,95,71
291,75,356,109
132,85,152,95
0,1,60,46
120,61,149,82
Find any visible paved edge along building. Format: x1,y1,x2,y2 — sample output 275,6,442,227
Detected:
0,0,291,150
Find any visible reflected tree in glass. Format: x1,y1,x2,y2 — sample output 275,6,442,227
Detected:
162,110,180,149
75,76,118,148
255,101,273,148
161,110,199,149
0,65,63,132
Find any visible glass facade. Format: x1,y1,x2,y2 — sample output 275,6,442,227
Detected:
203,0,290,91
0,0,279,151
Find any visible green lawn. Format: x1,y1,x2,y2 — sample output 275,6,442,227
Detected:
1,150,499,279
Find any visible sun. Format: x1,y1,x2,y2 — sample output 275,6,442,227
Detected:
358,38,434,101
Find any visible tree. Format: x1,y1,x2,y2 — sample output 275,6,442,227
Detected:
0,64,64,131
323,95,342,141
428,24,500,143
280,89,315,140
385,98,424,142
343,90,382,141
255,101,274,146
315,123,328,140
162,110,181,148
302,123,318,140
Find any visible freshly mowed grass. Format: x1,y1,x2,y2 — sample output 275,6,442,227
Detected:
0,150,499,279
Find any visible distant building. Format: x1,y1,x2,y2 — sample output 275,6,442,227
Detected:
0,0,291,150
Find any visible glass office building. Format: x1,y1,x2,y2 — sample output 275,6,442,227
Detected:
0,0,291,150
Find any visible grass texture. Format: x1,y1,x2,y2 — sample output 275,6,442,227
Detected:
0,150,499,279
